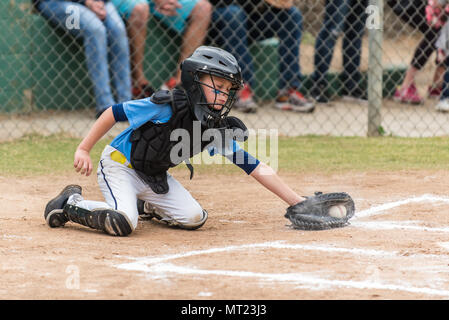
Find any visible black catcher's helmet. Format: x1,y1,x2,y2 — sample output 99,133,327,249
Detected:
180,46,243,128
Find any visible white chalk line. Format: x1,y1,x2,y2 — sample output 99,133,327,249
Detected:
137,263,449,297
352,220,449,233
116,254,449,297
1,234,33,241
115,241,448,297
117,241,393,265
352,193,449,233
439,242,449,250
354,193,449,219
116,239,441,269
114,194,449,297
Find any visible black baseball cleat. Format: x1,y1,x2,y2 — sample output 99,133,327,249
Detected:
44,185,82,228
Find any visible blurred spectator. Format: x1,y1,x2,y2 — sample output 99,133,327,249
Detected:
310,0,368,104
207,0,315,113
433,1,449,111
389,0,448,104
111,0,212,98
34,0,132,117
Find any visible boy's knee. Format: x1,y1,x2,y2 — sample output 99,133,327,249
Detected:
174,203,207,230
181,209,208,230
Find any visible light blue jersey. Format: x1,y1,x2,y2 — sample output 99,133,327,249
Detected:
110,98,173,160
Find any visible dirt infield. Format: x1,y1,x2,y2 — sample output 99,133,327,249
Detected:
1,169,449,300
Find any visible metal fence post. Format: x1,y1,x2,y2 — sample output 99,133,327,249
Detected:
367,0,383,136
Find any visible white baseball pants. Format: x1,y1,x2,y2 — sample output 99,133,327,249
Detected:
67,145,205,231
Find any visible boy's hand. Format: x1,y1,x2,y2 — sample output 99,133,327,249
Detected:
74,149,93,176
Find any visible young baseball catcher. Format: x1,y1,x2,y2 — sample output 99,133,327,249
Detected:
44,46,354,236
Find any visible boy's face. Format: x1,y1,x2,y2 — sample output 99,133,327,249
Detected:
200,74,234,111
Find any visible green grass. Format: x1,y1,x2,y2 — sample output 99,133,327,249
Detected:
0,135,109,176
1,134,449,176
276,136,449,173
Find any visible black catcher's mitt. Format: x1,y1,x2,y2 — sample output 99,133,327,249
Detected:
285,192,355,230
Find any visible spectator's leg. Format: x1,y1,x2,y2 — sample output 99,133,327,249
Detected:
176,0,212,84
271,7,303,91
210,5,254,87
126,2,150,88
209,5,256,113
148,0,210,88
440,57,449,98
37,1,116,112
387,0,436,88
312,0,349,88
394,26,440,104
435,57,449,111
397,27,439,91
81,14,118,111
258,7,313,112
341,0,367,97
430,63,445,93
400,66,419,91
103,2,132,103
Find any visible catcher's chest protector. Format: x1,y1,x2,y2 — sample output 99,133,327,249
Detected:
130,89,212,194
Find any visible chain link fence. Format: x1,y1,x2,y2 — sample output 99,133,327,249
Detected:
1,0,448,141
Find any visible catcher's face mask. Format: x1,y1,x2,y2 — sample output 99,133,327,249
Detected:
196,73,238,117
180,46,243,128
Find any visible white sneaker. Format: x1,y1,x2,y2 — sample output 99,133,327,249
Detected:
160,77,178,91
274,88,315,113
435,98,449,112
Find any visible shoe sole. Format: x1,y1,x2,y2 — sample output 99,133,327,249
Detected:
235,107,258,113
274,103,315,113
44,184,82,219
291,103,316,113
436,106,449,112
45,209,67,228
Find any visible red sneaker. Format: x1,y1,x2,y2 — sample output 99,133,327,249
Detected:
393,84,423,105
428,85,442,99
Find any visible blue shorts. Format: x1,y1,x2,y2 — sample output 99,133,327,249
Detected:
111,0,199,33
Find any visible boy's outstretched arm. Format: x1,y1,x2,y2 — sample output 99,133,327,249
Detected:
249,162,306,206
74,107,116,176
